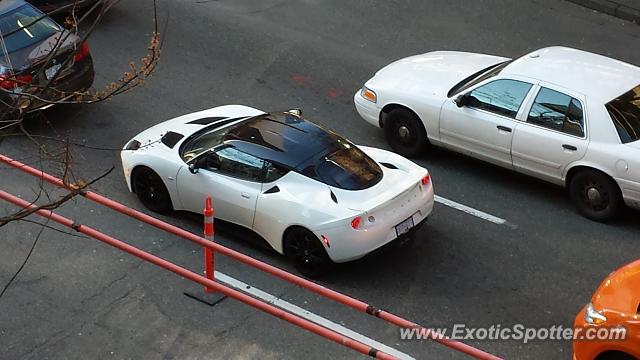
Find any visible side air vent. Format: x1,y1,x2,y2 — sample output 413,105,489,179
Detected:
637,302,640,315
161,131,184,148
380,162,398,169
187,116,227,125
330,190,338,204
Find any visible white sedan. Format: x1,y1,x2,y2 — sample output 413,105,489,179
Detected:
121,105,434,276
355,46,640,221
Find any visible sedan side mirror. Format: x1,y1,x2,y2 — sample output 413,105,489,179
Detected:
188,162,199,174
454,93,470,108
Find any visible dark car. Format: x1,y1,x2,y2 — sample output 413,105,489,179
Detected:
25,0,101,15
0,0,94,112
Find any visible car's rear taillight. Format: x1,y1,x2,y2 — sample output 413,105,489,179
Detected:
421,174,431,186
73,42,90,62
351,216,362,229
0,74,33,90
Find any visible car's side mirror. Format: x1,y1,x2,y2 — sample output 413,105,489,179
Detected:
188,155,209,174
454,93,470,108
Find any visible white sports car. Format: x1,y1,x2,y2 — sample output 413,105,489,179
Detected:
354,46,640,222
121,105,434,276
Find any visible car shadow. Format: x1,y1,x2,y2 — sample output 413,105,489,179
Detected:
412,145,640,230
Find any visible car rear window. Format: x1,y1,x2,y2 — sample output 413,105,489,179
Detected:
315,143,382,191
0,5,60,54
606,84,640,144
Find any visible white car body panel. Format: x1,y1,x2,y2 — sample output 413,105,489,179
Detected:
121,105,435,263
354,46,640,210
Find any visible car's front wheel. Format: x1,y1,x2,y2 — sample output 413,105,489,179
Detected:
284,227,333,278
132,166,173,214
569,169,622,222
384,107,428,157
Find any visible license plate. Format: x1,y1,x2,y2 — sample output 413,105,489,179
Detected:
45,64,62,80
395,216,414,237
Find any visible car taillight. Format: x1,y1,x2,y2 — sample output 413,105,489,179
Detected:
0,74,33,90
73,42,90,62
421,174,431,186
351,216,362,229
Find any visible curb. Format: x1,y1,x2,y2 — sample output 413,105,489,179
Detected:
566,0,640,24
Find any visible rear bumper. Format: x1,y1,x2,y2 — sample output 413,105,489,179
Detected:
617,177,640,210
24,55,95,112
314,182,435,263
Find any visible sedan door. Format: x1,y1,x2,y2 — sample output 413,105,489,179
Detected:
511,84,588,184
176,146,264,228
439,79,534,168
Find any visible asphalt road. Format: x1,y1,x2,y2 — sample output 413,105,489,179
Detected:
1,1,639,359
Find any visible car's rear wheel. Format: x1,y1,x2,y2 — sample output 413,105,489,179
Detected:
569,169,622,222
384,107,428,157
596,351,637,360
132,167,173,214
284,227,332,278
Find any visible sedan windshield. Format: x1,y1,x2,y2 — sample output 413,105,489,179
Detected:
447,60,512,97
0,5,60,54
606,84,640,144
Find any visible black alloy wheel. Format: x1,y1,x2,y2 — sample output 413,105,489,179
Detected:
132,167,172,214
284,227,332,278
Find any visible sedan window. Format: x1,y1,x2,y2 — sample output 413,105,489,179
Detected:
207,146,266,182
467,79,533,118
527,87,585,137
606,84,640,144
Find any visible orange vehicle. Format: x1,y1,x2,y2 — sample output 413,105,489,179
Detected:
573,259,640,360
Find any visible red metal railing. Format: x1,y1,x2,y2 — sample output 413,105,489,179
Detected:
0,189,396,360
0,153,502,360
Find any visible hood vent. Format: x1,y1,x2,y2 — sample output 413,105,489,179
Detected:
187,116,227,125
380,162,398,169
161,131,184,149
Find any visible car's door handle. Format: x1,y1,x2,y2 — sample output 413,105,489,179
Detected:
241,192,251,199
562,144,578,151
497,125,512,132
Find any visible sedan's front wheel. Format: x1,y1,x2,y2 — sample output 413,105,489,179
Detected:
384,108,428,158
284,227,332,278
569,170,622,222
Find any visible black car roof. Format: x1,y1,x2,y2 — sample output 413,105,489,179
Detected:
222,112,343,170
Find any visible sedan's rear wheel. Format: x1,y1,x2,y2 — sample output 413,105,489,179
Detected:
132,167,173,214
384,108,428,158
284,227,332,278
569,170,622,222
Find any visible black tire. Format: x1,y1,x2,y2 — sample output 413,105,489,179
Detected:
284,227,333,278
384,107,428,157
569,170,622,222
596,351,637,360
132,167,173,214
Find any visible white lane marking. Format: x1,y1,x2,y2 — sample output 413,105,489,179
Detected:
434,195,508,226
215,271,415,360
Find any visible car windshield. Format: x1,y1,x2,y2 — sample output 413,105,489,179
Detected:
315,141,382,191
447,60,512,97
606,84,640,144
181,126,233,162
0,5,60,54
